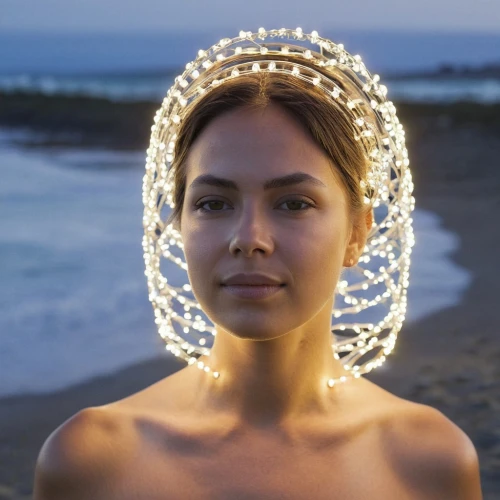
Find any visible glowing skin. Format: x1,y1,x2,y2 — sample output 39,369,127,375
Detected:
180,104,371,427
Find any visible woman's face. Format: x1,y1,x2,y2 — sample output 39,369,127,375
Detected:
180,104,354,341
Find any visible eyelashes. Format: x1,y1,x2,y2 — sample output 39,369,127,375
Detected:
194,198,316,214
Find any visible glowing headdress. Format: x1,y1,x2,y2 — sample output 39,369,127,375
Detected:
142,28,415,386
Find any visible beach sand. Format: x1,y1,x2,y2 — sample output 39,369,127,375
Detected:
0,107,499,498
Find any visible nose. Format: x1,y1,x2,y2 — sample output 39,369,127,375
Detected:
228,203,275,257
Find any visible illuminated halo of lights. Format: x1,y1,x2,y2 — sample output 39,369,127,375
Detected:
142,28,415,387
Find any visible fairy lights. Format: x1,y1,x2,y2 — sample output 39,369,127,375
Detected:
142,28,415,387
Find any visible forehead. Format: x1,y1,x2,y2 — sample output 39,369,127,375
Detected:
184,105,338,186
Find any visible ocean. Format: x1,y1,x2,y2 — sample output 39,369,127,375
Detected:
0,135,472,398
1,30,500,103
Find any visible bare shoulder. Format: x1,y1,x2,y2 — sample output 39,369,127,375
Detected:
380,397,482,499
34,405,134,500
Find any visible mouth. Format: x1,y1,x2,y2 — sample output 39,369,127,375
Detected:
221,284,286,300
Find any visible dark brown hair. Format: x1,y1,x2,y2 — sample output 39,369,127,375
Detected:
165,62,369,230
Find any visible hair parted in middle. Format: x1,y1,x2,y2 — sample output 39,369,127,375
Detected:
165,54,373,232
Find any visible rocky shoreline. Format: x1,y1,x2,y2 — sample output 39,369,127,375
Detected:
1,90,500,151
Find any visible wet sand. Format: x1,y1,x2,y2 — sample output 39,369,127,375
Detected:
0,105,499,498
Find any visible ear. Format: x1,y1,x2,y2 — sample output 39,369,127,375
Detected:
343,208,374,267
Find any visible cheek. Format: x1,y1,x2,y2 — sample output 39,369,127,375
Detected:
182,226,219,298
287,219,346,299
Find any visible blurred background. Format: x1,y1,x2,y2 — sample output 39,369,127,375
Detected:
0,1,499,498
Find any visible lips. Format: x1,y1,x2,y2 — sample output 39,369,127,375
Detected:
222,284,285,300
221,272,284,286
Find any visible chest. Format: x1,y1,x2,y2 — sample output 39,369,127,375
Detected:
110,423,418,500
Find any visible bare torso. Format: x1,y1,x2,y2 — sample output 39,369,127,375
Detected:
77,367,447,499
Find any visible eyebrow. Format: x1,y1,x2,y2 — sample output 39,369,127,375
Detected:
188,172,327,191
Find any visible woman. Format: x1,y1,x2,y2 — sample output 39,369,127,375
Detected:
34,29,482,499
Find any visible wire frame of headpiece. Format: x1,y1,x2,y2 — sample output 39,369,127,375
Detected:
142,28,415,378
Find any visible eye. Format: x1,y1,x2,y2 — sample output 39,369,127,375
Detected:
278,198,315,212
194,199,229,213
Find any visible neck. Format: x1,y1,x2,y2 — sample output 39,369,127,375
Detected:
188,309,353,429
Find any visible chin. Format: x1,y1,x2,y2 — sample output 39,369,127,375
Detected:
214,314,294,341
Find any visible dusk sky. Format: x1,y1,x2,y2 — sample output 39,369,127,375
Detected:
2,0,499,34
